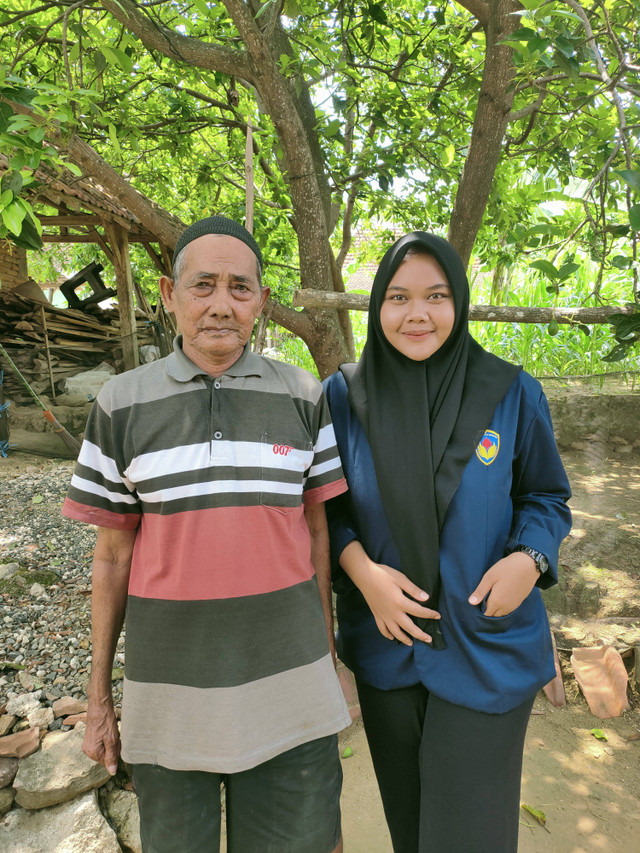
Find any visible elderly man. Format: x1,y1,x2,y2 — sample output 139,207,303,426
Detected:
63,216,351,853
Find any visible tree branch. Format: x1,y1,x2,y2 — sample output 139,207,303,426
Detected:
292,291,635,325
454,0,489,29
101,0,254,81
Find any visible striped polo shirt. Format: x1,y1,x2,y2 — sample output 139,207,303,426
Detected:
63,338,351,772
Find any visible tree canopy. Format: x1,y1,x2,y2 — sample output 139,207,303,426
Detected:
1,0,639,375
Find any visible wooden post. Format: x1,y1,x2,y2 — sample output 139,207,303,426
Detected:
245,116,254,234
39,305,57,401
105,223,139,371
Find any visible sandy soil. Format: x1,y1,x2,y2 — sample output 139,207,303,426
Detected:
339,700,640,853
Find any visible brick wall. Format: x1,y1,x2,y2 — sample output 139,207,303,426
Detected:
0,244,28,291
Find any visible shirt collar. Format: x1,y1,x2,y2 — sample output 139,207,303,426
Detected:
166,336,265,382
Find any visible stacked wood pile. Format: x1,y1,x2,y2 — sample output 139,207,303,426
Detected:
0,290,163,405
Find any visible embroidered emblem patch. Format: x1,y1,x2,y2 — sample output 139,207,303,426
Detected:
476,430,500,466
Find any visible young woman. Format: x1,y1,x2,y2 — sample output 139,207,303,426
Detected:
324,232,571,853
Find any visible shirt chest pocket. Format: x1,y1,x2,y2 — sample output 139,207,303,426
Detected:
260,432,314,509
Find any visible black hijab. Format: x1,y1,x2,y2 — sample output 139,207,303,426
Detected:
340,232,521,648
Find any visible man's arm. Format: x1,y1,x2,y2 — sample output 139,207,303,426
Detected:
304,501,337,665
82,526,136,774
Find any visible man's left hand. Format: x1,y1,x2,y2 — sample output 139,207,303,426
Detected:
468,552,540,617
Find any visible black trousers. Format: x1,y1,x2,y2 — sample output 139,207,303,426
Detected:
356,680,534,853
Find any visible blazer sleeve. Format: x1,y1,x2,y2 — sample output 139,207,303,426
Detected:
505,389,572,588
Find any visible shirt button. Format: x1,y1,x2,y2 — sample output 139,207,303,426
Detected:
213,431,223,440
214,381,221,389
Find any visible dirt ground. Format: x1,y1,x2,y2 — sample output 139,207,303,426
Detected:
1,446,639,853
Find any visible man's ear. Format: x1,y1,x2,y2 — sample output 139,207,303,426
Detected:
259,286,271,313
159,275,176,312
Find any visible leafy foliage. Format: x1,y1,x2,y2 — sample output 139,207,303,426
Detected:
0,0,638,372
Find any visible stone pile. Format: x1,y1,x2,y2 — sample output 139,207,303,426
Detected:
0,692,140,852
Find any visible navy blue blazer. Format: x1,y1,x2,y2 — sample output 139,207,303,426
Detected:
324,370,572,714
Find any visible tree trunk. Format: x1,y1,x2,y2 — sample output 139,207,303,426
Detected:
448,0,522,268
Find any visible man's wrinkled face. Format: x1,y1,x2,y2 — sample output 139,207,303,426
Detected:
160,234,269,371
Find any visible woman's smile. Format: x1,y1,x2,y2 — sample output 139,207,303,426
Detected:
379,254,455,360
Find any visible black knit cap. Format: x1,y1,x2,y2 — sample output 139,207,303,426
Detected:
172,215,263,268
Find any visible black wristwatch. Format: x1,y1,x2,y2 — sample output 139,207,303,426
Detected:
513,545,549,575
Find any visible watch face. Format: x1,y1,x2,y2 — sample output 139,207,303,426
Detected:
517,546,548,573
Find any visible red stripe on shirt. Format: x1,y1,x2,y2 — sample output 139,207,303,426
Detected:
62,498,141,530
303,477,347,505
128,504,318,600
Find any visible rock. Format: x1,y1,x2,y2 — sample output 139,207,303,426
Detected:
27,707,54,730
572,579,602,618
53,696,88,718
139,345,161,364
0,715,17,736
0,756,19,787
0,786,15,817
63,712,87,726
29,582,46,597
0,790,122,852
18,671,44,692
0,726,40,758
13,723,110,809
0,562,20,580
104,788,142,853
59,362,115,398
5,692,42,718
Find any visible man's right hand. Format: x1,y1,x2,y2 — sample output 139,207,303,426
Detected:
82,697,121,775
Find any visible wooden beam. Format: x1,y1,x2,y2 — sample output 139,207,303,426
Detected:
38,214,102,226
41,233,159,244
141,240,169,276
104,222,139,371
291,290,637,324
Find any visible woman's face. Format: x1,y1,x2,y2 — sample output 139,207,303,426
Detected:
379,253,455,361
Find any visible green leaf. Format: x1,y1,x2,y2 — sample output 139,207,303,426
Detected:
529,259,559,279
342,746,353,758
521,803,547,827
590,728,608,741
615,170,640,193
100,45,134,74
602,344,630,363
192,0,210,15
0,189,13,206
630,205,640,232
0,660,26,671
611,255,632,269
93,50,107,74
557,262,580,280
0,102,14,132
65,162,83,177
2,169,24,194
9,215,43,250
284,0,301,16
69,41,81,64
1,201,26,234
441,143,455,168
254,0,277,20
554,35,575,59
108,123,121,154
32,494,43,504
27,125,46,144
